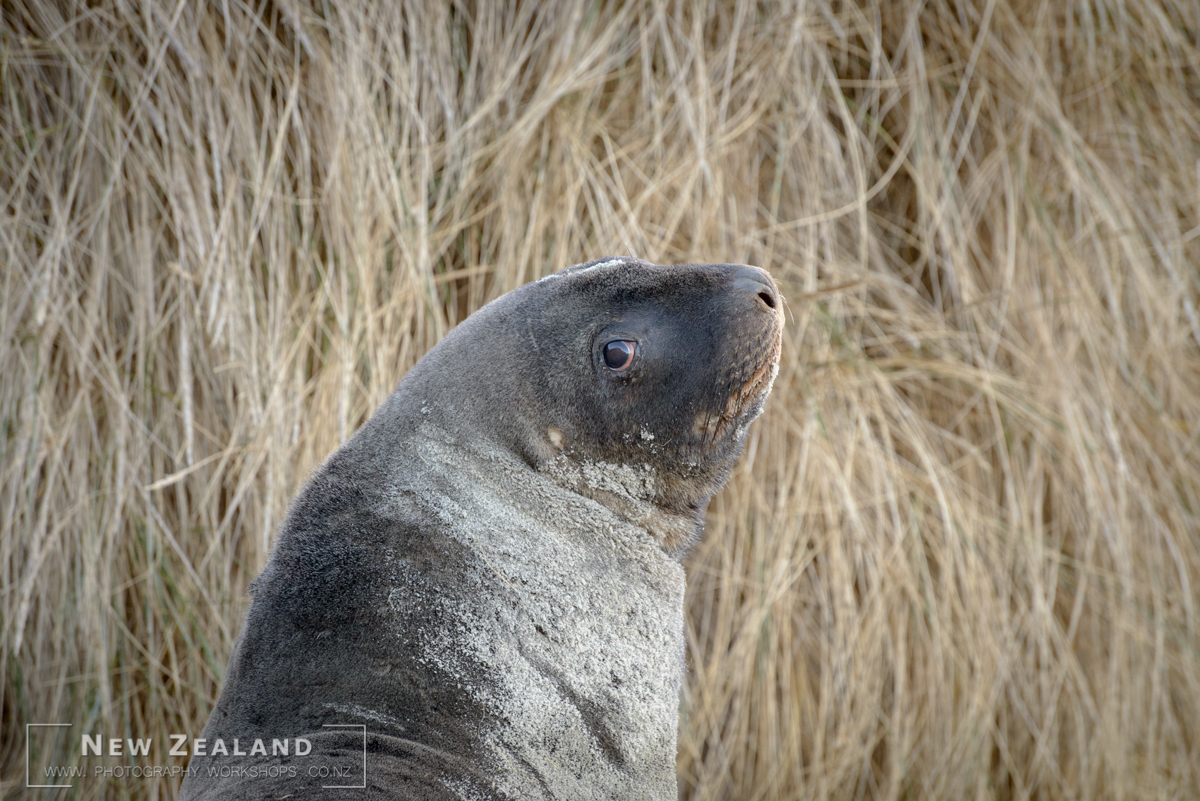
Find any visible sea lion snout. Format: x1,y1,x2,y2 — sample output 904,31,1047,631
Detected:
732,265,780,311
718,264,784,423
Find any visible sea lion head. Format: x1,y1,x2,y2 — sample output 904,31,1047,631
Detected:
397,257,783,554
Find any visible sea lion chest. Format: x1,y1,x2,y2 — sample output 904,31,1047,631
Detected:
386,431,685,800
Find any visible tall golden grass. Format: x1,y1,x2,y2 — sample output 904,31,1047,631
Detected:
3,1,1199,798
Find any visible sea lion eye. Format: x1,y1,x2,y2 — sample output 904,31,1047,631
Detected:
602,339,636,371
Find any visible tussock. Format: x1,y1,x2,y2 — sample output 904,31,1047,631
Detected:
3,1,1199,798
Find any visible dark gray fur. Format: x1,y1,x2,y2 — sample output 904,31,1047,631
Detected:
180,258,782,800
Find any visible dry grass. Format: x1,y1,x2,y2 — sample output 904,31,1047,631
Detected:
3,1,1200,798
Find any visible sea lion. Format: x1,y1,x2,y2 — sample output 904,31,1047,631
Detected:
179,257,783,801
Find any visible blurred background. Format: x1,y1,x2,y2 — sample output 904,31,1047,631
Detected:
3,1,1199,798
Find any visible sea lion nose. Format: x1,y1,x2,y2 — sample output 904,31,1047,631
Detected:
732,266,779,311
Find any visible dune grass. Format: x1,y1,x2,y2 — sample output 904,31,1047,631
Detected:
3,1,1199,798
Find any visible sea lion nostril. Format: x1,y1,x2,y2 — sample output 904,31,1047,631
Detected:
732,266,778,310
